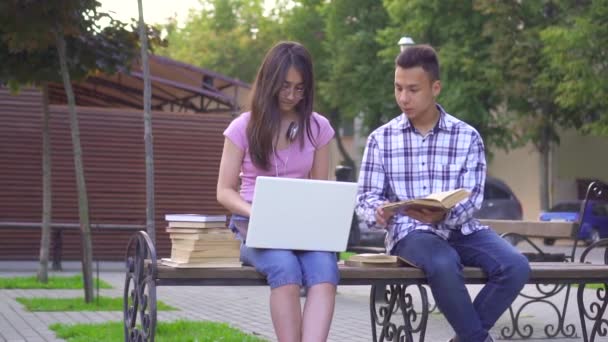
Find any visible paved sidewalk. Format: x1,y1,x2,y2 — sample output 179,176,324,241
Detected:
0,261,591,341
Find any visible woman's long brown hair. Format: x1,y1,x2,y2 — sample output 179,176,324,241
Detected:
247,41,318,170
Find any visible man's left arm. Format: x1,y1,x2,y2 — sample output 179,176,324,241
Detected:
441,133,486,227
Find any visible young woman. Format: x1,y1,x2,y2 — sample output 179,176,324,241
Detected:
216,41,337,342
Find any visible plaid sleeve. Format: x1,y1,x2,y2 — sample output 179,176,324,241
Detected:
442,132,486,227
355,134,389,229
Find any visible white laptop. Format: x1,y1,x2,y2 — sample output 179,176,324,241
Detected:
245,176,358,252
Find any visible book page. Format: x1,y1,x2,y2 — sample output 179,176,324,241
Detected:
425,188,470,208
382,188,470,212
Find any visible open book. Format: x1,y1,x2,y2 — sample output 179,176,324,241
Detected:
381,188,470,214
344,253,417,268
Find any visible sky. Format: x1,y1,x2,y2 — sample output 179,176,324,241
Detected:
98,0,277,27
98,0,204,26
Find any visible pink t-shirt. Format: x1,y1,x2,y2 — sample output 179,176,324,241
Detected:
223,111,335,202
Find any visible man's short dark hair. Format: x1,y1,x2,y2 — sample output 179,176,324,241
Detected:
395,45,440,81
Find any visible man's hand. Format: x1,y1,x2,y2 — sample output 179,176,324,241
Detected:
375,205,394,228
403,208,446,224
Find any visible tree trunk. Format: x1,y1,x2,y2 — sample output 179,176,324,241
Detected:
538,122,551,211
328,109,356,180
55,31,94,302
138,0,156,243
37,82,51,283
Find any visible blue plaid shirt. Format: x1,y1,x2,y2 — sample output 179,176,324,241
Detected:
355,104,488,253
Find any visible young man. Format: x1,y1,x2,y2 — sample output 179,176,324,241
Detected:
355,45,530,342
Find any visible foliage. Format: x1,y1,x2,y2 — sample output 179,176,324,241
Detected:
0,275,111,289
16,296,175,311
0,0,162,87
50,320,268,342
381,0,518,151
322,0,396,132
539,0,608,136
159,0,282,84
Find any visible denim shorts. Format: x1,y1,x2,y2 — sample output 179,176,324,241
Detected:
229,215,340,289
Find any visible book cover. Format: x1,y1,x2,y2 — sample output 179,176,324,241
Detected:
164,213,227,223
168,231,235,241
344,253,418,268
168,221,227,229
166,227,229,234
171,247,241,259
170,239,241,250
381,188,470,213
161,258,242,268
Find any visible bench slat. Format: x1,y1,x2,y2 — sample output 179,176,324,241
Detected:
479,219,576,239
156,262,608,284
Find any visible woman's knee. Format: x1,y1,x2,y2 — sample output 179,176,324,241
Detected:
243,248,303,288
299,251,340,287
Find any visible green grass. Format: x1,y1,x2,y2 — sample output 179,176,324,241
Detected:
16,297,176,312
577,283,606,290
0,275,111,289
50,320,268,342
339,252,355,261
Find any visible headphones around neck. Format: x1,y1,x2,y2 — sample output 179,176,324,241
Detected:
286,121,298,142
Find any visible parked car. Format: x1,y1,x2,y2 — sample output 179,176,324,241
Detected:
474,177,523,221
539,200,608,245
352,176,523,249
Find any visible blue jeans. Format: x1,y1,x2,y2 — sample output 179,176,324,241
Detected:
240,244,340,289
393,229,530,342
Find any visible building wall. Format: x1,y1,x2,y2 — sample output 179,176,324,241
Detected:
488,129,608,220
487,145,543,220
0,88,232,261
553,129,608,200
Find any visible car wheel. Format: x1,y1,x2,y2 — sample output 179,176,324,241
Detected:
543,238,556,246
586,229,600,246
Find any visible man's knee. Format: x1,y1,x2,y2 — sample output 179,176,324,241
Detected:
501,252,530,287
425,254,462,279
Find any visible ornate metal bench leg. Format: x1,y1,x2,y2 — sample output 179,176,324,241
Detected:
124,231,158,342
499,283,577,339
370,284,429,342
577,282,608,342
577,238,608,342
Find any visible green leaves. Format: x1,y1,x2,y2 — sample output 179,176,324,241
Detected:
0,0,155,88
155,0,608,151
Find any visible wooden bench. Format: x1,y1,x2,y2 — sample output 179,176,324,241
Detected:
482,219,578,261
0,221,144,270
123,230,608,342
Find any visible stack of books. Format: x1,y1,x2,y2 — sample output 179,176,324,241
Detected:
161,214,242,268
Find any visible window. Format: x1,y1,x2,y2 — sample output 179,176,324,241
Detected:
591,203,608,217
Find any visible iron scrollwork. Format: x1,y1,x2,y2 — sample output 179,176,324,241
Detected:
578,238,608,342
498,232,577,340
370,283,429,342
500,283,577,339
124,231,158,342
